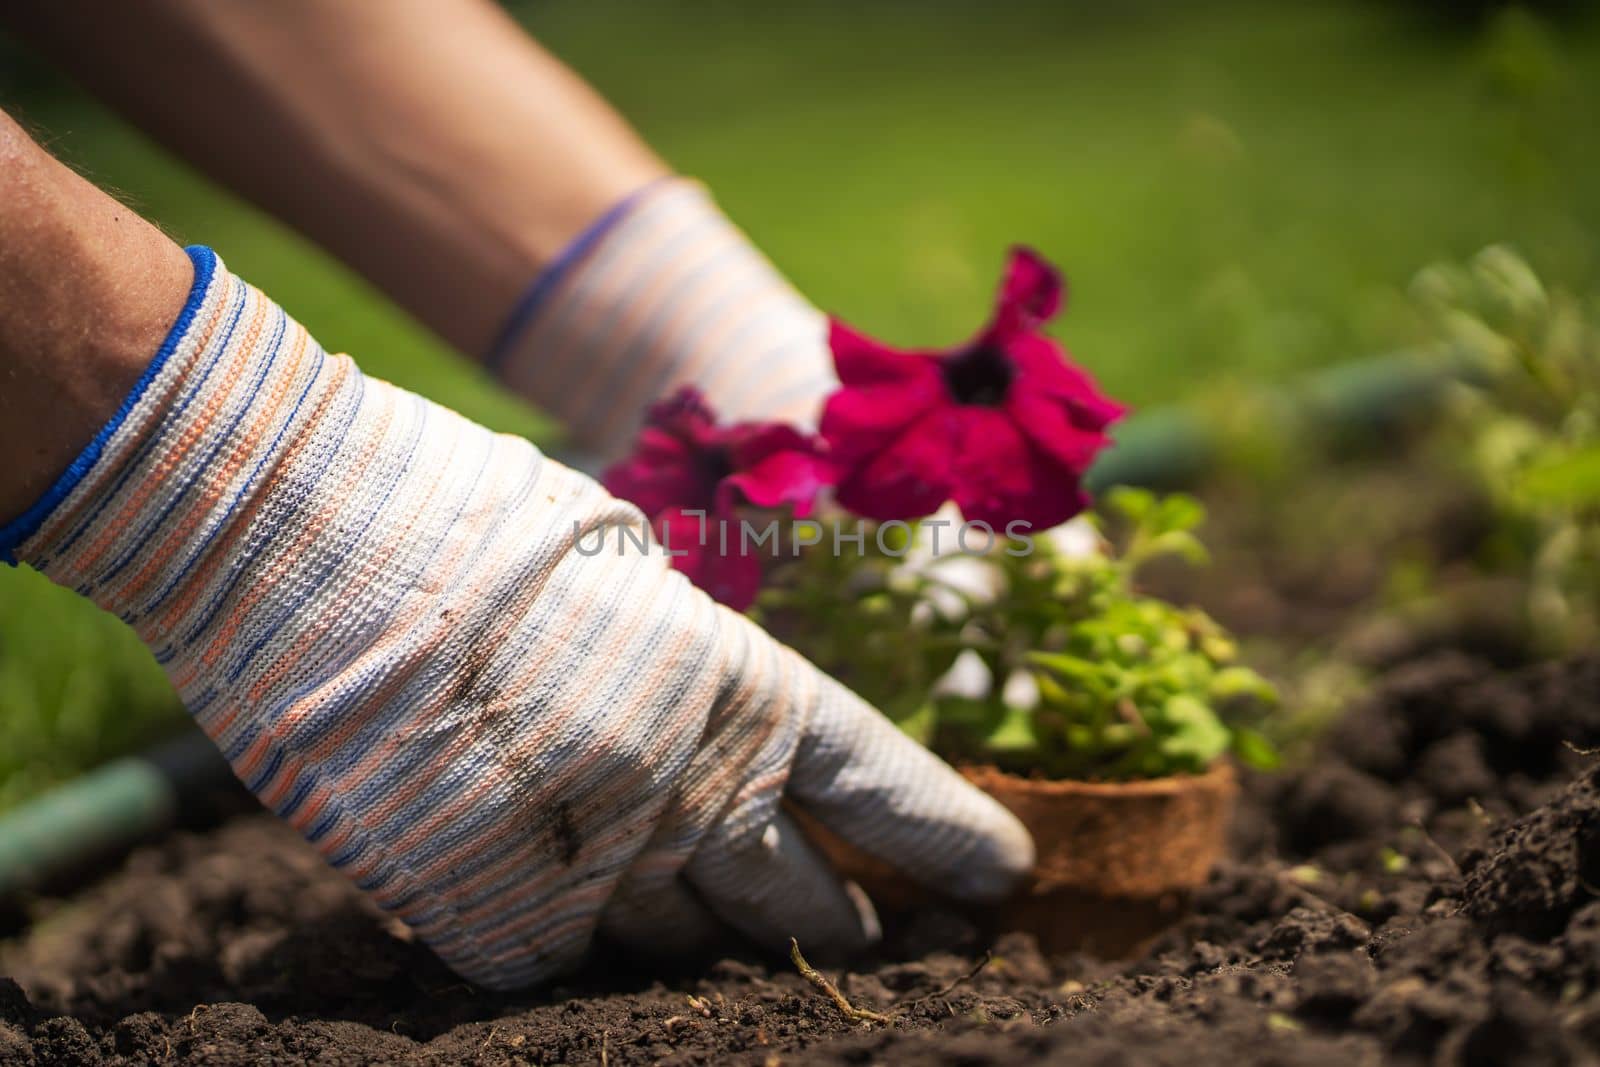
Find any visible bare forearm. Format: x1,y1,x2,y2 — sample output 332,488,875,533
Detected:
0,109,191,524
5,0,667,357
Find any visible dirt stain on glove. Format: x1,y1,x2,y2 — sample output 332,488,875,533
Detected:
551,802,582,866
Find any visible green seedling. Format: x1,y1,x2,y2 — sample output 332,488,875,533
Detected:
1413,245,1600,654
763,489,1279,781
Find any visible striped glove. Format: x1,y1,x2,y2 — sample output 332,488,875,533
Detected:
487,178,837,460
0,248,1032,990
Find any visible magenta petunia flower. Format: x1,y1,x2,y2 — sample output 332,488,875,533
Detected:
820,247,1125,530
603,387,831,610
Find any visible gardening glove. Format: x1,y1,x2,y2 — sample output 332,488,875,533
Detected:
0,248,1033,991
487,178,838,461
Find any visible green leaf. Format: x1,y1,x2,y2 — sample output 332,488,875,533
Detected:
1154,493,1206,535
1231,727,1281,771
1473,245,1547,319
1026,652,1103,686
1146,530,1211,566
1516,443,1600,506
1156,695,1231,766
985,703,1039,752
1099,723,1142,748
1032,669,1077,707
1210,666,1280,707
1199,631,1238,664
1379,847,1410,874
937,696,1002,734
895,700,938,746
1104,486,1156,523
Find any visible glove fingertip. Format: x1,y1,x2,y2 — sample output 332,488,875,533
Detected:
943,800,1035,901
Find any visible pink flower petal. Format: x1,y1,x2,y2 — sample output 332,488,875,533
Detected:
990,246,1064,339
1006,384,1114,473
726,422,815,469
602,425,716,517
720,449,832,517
946,409,1091,531
643,386,721,446
973,462,1091,532
716,422,832,516
834,407,956,522
829,319,934,387
820,373,945,465
818,248,1121,531
1006,333,1127,431
656,505,763,611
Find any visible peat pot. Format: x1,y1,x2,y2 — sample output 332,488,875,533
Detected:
802,761,1238,958
960,761,1238,957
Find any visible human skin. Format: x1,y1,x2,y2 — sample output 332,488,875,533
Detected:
3,0,670,359
0,108,192,524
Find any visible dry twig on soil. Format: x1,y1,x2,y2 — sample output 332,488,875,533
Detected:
1409,819,1463,878
897,951,994,1011
789,938,893,1025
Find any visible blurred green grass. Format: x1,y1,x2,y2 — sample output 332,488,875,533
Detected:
3,0,1599,809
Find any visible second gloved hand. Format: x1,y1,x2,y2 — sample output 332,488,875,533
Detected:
3,247,1033,990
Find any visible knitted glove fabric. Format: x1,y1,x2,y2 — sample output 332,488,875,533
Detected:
487,179,838,459
0,248,1032,990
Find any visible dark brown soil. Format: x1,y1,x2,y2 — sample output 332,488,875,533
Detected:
4,653,1600,1066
